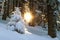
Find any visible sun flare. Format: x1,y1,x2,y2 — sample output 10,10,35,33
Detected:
24,12,33,23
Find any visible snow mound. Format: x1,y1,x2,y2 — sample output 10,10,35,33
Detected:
0,26,59,40
52,38,59,40
15,21,25,34
0,21,59,40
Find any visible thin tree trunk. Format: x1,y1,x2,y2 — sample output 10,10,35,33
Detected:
13,0,14,11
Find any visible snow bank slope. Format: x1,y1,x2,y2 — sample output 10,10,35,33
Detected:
0,27,49,40
0,27,54,40
0,23,59,40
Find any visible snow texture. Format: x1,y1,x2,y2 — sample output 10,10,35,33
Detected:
0,20,59,40
0,25,59,40
58,0,60,2
15,21,25,33
7,7,25,33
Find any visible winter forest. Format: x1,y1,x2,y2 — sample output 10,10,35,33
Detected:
0,0,60,40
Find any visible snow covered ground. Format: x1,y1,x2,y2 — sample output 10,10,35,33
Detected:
0,22,59,40
0,23,56,40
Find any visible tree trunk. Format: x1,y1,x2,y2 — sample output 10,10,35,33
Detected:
2,0,10,20
13,0,14,11
47,5,56,38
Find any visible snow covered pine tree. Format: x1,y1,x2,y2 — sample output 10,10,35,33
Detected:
7,7,25,34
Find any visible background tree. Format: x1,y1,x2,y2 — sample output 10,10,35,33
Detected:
2,0,9,20
47,0,58,38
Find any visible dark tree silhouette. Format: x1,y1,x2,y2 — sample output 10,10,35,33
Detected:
2,0,9,20
47,0,58,38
